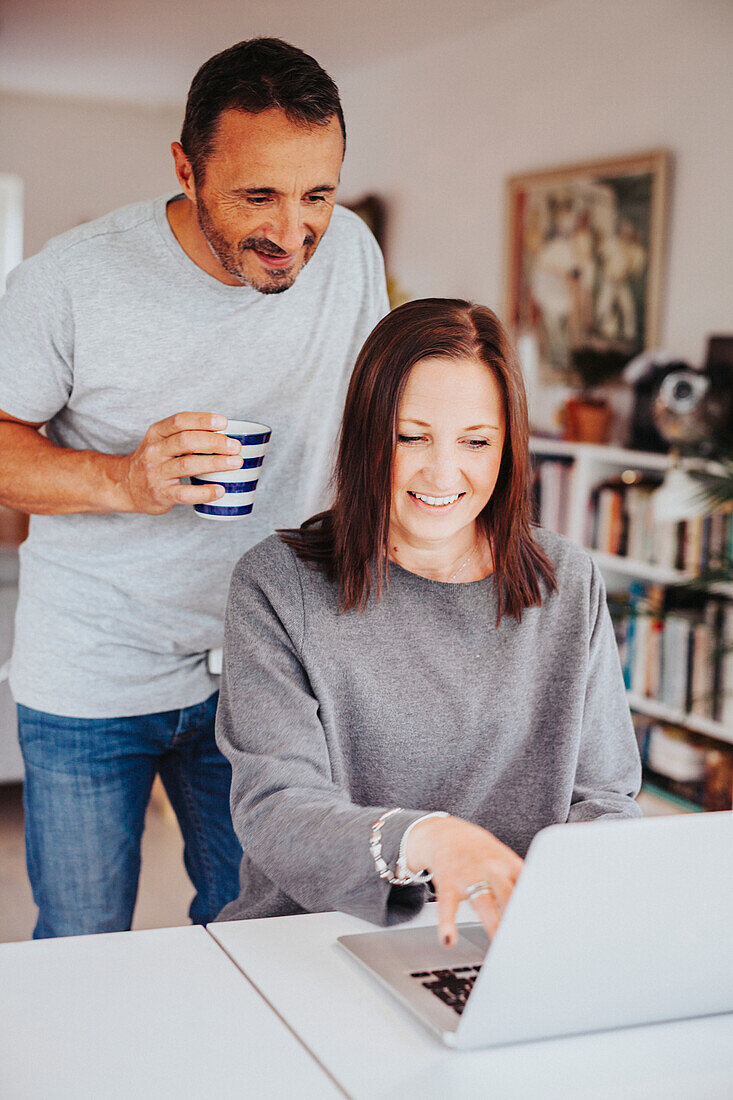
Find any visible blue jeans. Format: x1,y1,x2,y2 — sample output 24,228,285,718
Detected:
17,693,242,939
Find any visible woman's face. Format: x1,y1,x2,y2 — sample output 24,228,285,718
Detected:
389,355,506,552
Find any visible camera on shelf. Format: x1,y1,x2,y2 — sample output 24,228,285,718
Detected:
623,336,733,454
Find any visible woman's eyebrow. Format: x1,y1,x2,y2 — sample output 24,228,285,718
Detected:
399,417,500,432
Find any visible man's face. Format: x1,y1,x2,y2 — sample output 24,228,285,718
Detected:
185,108,344,294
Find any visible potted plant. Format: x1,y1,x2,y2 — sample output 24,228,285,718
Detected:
564,346,630,443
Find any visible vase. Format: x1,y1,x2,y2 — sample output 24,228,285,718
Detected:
563,397,612,443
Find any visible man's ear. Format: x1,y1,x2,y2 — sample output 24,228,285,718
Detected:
171,142,197,201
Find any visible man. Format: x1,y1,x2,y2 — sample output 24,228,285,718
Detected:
0,38,389,937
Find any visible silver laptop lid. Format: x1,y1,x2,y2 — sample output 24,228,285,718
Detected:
455,811,733,1048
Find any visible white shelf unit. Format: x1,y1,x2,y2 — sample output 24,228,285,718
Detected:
530,437,671,547
588,550,695,588
627,693,733,747
588,550,733,598
529,437,732,747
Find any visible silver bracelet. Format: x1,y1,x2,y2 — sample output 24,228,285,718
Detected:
370,809,448,887
369,808,416,886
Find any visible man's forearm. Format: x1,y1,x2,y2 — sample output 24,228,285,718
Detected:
0,422,131,515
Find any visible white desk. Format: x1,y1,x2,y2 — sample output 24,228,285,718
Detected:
0,925,340,1100
210,903,733,1100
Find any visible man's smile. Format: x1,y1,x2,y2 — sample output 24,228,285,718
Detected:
252,248,297,270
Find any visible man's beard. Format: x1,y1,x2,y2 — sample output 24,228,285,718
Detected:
196,199,316,295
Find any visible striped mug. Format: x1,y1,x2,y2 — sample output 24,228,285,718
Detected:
193,419,271,520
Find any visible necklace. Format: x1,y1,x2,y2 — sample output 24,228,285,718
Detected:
447,544,479,582
387,541,484,585
390,541,483,583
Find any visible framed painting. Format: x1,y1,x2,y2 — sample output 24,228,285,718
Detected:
344,194,387,256
505,150,671,384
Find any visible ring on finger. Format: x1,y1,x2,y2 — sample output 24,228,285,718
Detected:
465,879,499,906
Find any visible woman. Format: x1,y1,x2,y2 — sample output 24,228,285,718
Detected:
215,299,641,946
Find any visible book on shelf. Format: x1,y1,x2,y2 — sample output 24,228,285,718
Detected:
652,519,679,572
625,482,657,562
660,612,695,712
597,484,624,556
690,617,717,719
719,602,733,728
587,473,662,560
629,613,652,696
586,471,733,573
709,510,728,571
612,588,731,729
530,456,573,535
634,715,733,812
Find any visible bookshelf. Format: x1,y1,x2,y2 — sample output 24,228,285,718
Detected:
531,439,733,591
588,550,696,588
530,438,670,543
530,437,733,807
626,692,732,747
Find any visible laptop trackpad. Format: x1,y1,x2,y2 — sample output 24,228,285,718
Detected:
459,923,491,954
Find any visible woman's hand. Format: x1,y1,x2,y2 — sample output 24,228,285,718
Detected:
404,814,523,946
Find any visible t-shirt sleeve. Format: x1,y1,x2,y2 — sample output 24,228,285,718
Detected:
366,231,390,326
215,546,427,926
353,213,390,331
567,560,642,822
0,248,74,422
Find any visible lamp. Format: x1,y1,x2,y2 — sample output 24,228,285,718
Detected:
651,457,708,523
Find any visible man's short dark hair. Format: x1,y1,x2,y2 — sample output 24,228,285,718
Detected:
180,37,346,181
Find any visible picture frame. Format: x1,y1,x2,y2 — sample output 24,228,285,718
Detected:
504,150,671,385
343,194,387,257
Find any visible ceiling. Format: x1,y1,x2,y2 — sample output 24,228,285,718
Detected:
0,0,553,107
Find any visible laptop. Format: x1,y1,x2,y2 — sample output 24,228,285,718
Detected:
338,811,733,1049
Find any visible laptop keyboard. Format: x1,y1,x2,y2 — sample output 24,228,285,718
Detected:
409,965,482,1016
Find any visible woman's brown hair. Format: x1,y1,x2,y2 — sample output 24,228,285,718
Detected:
280,298,556,621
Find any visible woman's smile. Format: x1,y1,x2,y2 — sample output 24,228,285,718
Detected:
407,490,466,511
389,355,505,567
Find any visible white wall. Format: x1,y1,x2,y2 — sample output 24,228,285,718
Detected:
0,93,181,258
336,0,732,366
1,0,730,368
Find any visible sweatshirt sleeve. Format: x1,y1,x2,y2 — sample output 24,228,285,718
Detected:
567,560,642,822
215,544,427,926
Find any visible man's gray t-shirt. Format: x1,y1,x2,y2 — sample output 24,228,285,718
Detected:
0,196,389,717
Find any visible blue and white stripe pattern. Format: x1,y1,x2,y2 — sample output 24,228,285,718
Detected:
193,420,271,521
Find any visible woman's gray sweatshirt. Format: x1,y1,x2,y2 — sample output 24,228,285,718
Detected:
215,527,641,926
